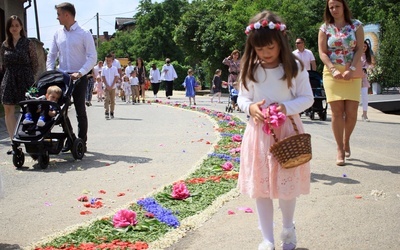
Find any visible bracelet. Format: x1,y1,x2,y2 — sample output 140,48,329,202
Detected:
330,68,337,75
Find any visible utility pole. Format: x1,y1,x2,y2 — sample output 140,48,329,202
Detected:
96,13,99,49
34,0,40,41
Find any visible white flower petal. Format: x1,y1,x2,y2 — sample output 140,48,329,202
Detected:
254,22,261,29
268,21,275,29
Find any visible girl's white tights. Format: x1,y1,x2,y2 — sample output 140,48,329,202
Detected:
256,197,296,244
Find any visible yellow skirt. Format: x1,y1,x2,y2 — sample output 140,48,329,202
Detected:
323,65,361,103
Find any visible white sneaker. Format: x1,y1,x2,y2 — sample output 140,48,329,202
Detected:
281,226,296,250
258,240,275,250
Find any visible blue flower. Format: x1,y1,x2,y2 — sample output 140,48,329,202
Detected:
137,198,180,228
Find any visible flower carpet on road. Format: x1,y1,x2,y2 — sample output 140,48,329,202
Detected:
34,100,246,250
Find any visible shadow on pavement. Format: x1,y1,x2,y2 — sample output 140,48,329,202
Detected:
347,159,400,174
7,150,152,173
0,243,22,250
311,172,360,185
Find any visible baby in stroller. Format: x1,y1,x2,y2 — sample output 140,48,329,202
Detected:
11,70,86,169
22,85,62,127
225,81,240,112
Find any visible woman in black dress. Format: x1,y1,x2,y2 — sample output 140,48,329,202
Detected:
0,15,38,149
135,57,147,103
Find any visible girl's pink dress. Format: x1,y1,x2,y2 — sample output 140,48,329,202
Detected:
95,82,104,95
237,62,314,200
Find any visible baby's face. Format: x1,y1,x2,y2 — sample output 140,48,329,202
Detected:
47,93,60,102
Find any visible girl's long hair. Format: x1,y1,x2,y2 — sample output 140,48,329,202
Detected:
364,40,372,65
5,15,26,49
240,10,303,91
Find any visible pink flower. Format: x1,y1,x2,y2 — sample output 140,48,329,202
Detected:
228,210,235,215
229,147,241,155
113,209,137,228
171,182,190,200
222,161,234,171
232,134,242,142
224,115,231,121
261,105,286,135
228,121,236,126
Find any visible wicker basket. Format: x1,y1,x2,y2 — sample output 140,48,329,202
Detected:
269,116,312,168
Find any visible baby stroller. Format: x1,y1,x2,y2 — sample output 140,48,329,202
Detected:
11,70,85,169
303,70,328,121
225,84,238,113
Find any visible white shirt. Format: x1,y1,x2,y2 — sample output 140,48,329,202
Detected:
46,22,97,75
129,76,139,86
161,64,177,81
112,59,121,69
149,68,161,83
292,49,315,71
238,61,313,116
93,64,102,78
102,65,119,89
125,65,135,76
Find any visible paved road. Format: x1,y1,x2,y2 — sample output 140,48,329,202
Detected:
1,90,400,250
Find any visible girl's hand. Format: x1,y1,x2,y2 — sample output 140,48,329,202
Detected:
275,103,287,115
249,99,266,125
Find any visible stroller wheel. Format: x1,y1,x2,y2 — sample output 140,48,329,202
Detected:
13,149,25,168
310,111,315,120
72,138,85,160
320,111,327,121
38,152,49,169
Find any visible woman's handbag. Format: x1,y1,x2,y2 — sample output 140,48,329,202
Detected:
268,116,312,168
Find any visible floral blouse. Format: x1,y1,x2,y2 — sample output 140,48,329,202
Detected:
320,19,362,66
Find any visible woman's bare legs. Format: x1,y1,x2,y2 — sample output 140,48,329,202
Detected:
329,100,346,165
343,100,359,157
3,104,17,140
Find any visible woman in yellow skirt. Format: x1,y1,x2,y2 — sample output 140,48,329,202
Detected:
318,0,364,166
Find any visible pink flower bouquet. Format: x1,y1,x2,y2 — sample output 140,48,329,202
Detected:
113,209,138,228
171,182,190,200
262,104,286,135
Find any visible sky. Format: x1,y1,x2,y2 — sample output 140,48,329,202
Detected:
26,0,141,49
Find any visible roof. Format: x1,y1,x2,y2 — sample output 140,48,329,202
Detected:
115,17,136,30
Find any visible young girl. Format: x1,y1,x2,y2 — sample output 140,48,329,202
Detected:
210,69,225,103
237,11,313,250
122,75,132,104
94,76,104,102
361,40,374,122
183,68,196,106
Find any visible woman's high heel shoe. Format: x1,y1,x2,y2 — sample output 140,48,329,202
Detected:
336,150,345,166
345,150,351,158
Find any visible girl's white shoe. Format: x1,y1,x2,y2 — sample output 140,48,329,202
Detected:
281,226,297,250
258,240,275,250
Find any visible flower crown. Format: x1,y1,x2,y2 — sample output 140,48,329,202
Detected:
245,20,287,35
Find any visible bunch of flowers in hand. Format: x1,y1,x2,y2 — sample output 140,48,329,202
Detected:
262,104,286,135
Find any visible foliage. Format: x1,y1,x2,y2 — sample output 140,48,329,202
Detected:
96,0,399,89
